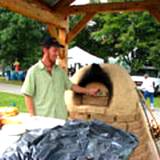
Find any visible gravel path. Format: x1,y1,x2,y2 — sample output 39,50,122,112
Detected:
0,83,22,95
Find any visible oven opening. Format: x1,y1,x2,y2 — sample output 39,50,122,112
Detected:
75,64,113,106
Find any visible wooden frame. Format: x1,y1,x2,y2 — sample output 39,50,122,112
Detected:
0,0,160,70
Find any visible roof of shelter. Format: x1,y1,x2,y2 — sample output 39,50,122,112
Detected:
0,0,160,69
0,0,160,43
0,1,160,26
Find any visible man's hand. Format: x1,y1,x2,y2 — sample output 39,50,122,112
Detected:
71,84,100,96
87,88,100,96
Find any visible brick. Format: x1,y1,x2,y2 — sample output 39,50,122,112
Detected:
128,120,144,130
111,122,127,130
82,95,109,106
135,112,142,121
73,113,88,120
129,127,145,137
132,143,148,155
105,115,116,123
68,112,77,119
90,114,106,121
116,114,136,122
139,133,148,142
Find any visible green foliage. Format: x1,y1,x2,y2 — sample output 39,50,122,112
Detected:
0,8,47,69
90,12,160,71
71,11,160,71
1,7,160,72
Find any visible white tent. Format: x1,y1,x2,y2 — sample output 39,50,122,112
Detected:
68,46,104,68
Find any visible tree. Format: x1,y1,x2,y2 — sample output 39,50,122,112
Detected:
90,12,160,71
0,8,47,69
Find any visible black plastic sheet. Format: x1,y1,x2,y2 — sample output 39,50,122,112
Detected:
0,120,138,160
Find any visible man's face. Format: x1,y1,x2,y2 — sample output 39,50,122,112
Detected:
45,46,59,64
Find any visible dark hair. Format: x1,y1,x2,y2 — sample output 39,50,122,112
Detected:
41,36,64,48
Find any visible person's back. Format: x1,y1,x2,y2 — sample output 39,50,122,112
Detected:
141,74,155,110
142,76,154,93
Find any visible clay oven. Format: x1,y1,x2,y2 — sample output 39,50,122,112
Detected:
65,63,159,160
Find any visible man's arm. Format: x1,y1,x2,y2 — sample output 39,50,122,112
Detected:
24,95,36,116
71,84,99,96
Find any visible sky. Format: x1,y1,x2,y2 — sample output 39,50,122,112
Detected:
72,0,108,5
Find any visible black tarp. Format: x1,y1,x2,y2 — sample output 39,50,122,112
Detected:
0,120,138,160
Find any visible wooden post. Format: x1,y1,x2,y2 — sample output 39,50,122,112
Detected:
57,18,69,72
58,28,68,72
47,18,68,72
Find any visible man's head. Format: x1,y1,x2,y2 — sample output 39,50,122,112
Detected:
144,73,149,79
41,36,64,64
41,36,64,49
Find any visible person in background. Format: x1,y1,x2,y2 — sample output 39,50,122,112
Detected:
21,36,99,119
141,73,155,110
13,59,20,72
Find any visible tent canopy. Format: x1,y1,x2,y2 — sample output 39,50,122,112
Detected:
68,46,104,67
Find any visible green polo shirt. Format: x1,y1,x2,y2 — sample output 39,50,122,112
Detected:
21,60,73,119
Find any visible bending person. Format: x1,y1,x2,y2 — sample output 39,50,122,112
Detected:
21,36,99,119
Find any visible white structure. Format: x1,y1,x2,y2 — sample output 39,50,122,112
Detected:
68,46,104,68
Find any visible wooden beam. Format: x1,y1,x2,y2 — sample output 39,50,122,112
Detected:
53,0,75,10
48,25,59,40
60,1,160,15
67,13,95,43
58,27,68,72
0,0,67,28
148,7,160,22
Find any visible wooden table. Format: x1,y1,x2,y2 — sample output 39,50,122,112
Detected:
0,113,65,155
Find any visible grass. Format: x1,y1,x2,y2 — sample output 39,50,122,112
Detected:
0,76,23,85
0,90,160,114
0,91,27,112
146,97,160,109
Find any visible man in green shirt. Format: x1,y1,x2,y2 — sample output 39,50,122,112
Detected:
21,36,99,119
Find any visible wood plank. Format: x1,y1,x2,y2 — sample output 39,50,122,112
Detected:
0,0,67,28
61,1,160,15
67,13,95,43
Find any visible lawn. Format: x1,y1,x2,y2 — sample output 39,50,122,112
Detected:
0,91,159,113
0,91,27,112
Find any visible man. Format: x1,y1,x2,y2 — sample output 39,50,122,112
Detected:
21,36,99,119
141,73,155,110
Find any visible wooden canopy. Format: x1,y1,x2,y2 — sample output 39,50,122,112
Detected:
0,0,160,70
